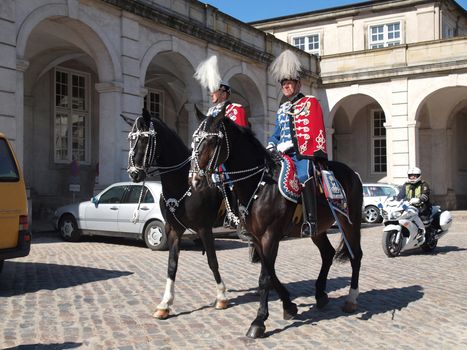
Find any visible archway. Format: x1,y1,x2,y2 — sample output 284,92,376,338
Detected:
416,86,467,208
330,94,387,183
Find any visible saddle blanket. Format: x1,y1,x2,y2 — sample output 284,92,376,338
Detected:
320,169,350,221
278,154,302,203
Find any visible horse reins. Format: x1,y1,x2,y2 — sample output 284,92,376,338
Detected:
190,119,269,222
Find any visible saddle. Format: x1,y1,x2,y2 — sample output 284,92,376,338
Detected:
278,154,351,223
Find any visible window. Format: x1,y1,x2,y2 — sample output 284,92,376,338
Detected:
99,186,126,204
54,68,90,164
145,89,164,120
126,186,155,204
292,34,320,55
0,139,19,181
369,22,401,49
371,110,386,173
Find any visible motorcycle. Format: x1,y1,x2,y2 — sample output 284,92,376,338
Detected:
379,197,452,257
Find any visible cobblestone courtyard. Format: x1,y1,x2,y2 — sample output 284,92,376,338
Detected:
1,215,466,349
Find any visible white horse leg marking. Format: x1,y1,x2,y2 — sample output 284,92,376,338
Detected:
216,281,227,301
157,278,175,310
346,287,359,305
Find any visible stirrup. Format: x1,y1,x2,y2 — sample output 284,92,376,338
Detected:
301,221,317,238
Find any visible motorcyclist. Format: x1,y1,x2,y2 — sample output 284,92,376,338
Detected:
397,167,432,222
396,166,434,239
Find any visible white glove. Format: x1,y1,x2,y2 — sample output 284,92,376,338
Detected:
277,140,294,153
409,197,421,206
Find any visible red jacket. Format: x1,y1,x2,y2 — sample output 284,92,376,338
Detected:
226,103,248,127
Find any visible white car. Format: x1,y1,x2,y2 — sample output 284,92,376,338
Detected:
362,183,400,223
53,181,168,250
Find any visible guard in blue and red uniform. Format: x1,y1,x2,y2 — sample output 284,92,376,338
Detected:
207,82,248,127
267,50,328,237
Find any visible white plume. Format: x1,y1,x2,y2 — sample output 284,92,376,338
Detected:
193,55,221,93
269,50,302,82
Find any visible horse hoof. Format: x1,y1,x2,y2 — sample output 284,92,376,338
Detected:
316,294,329,309
153,308,170,319
283,303,298,320
215,299,228,310
342,301,357,313
246,324,266,339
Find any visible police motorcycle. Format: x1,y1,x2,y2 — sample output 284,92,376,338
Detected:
379,197,452,257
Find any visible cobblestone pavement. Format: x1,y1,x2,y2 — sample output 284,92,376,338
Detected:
1,213,467,350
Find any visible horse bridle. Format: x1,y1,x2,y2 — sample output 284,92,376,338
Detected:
190,119,230,181
127,117,157,175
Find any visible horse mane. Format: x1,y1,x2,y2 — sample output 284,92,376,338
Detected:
152,117,189,152
221,117,274,167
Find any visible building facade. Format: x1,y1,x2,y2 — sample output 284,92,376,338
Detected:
0,0,317,226
252,0,467,208
0,0,466,229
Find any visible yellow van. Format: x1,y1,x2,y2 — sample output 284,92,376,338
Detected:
0,132,31,273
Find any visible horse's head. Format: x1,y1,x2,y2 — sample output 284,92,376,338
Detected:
127,108,157,183
189,105,230,190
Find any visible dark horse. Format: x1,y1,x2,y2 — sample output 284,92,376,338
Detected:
127,109,229,319
189,108,363,338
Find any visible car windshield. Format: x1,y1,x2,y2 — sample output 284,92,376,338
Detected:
0,139,20,182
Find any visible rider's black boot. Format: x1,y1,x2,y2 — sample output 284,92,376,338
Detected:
301,178,317,238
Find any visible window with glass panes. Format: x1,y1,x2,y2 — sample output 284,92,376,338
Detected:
54,68,90,164
371,110,387,173
369,22,401,49
144,89,164,120
292,34,320,55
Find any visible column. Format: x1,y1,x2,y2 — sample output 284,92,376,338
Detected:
15,59,29,167
95,81,123,190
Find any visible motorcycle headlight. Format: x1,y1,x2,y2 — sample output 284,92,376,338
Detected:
389,210,402,220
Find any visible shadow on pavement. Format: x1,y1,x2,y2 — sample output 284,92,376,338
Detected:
399,245,467,257
265,284,424,338
0,262,133,296
228,276,351,308
4,343,82,350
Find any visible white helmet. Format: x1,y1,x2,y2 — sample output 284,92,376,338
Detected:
407,166,421,184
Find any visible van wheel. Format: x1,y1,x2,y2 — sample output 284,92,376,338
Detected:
144,221,168,251
59,215,81,242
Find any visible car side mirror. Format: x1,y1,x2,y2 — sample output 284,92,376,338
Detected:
91,196,99,207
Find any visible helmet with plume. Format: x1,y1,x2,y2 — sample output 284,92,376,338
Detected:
193,55,231,94
269,49,302,84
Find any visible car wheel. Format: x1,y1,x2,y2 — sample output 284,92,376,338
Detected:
364,205,382,223
0,260,4,273
144,221,168,251
58,214,81,242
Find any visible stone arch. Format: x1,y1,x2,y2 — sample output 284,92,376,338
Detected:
141,48,203,144
414,84,467,207
16,3,121,83
330,93,388,183
224,64,266,120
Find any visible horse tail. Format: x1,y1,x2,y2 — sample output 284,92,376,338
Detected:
334,240,350,262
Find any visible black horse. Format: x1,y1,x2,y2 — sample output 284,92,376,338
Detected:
189,108,363,338
127,109,229,319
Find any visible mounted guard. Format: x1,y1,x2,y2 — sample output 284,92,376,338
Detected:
267,49,329,237
193,55,249,230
